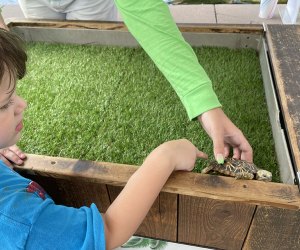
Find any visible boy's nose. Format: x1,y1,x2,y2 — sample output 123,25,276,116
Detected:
14,95,27,115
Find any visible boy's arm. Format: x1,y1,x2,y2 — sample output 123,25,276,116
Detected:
102,139,207,249
103,146,173,249
114,0,221,120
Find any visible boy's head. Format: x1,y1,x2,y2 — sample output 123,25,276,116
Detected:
0,29,27,149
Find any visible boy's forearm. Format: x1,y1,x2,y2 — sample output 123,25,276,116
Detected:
103,146,174,249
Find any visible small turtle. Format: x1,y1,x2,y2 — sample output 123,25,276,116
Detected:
201,157,272,182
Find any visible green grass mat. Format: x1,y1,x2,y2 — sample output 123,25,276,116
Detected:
17,43,280,182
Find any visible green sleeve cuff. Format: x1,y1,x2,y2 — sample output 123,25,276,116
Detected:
182,83,222,120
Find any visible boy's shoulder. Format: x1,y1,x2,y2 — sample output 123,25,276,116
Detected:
0,161,49,224
0,160,106,249
0,160,48,248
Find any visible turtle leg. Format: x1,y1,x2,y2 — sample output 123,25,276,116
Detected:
201,165,214,174
235,172,254,180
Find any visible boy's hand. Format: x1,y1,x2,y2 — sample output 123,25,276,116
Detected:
0,145,26,168
162,139,208,172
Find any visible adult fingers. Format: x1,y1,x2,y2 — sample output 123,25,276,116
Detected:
211,129,225,164
240,141,253,162
232,147,241,160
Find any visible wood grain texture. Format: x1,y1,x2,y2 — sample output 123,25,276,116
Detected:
107,185,177,241
135,192,177,241
178,195,255,250
19,172,111,212
7,20,263,34
243,206,300,249
16,154,300,210
52,179,111,212
266,25,300,173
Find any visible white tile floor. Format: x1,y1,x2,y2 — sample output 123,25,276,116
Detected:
169,4,216,23
2,2,299,24
215,4,291,24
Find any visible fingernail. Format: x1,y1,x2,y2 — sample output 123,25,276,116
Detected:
17,160,23,165
217,154,224,164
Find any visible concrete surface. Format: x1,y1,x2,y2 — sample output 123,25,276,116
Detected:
2,3,299,24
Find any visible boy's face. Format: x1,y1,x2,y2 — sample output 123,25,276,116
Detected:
0,69,27,149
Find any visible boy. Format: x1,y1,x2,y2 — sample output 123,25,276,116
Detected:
0,28,207,249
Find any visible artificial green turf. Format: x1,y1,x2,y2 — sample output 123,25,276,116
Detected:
17,43,280,182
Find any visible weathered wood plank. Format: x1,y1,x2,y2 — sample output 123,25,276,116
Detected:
178,195,256,250
19,173,111,212
52,179,111,212
266,25,300,174
243,206,300,249
137,192,177,241
7,19,263,34
16,154,300,210
107,185,177,241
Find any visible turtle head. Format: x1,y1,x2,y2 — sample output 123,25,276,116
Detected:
256,170,272,182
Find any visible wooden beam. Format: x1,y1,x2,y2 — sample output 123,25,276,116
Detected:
266,25,300,174
15,154,300,210
7,19,264,34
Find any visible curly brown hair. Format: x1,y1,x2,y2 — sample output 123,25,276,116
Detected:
0,28,27,93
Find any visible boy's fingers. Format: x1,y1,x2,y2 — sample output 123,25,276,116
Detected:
196,150,208,159
0,148,24,165
9,145,26,159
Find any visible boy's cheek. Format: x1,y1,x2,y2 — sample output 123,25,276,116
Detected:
0,125,17,149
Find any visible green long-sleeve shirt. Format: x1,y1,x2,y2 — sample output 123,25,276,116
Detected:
115,0,221,120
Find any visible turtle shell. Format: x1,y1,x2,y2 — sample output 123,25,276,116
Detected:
202,157,259,180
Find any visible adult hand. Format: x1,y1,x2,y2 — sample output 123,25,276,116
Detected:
0,145,27,168
198,107,253,163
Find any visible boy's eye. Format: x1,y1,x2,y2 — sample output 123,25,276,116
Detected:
0,99,14,110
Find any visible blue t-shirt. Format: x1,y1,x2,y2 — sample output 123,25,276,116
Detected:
0,160,105,249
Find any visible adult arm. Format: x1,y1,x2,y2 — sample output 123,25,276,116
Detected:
115,0,220,119
114,0,253,162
